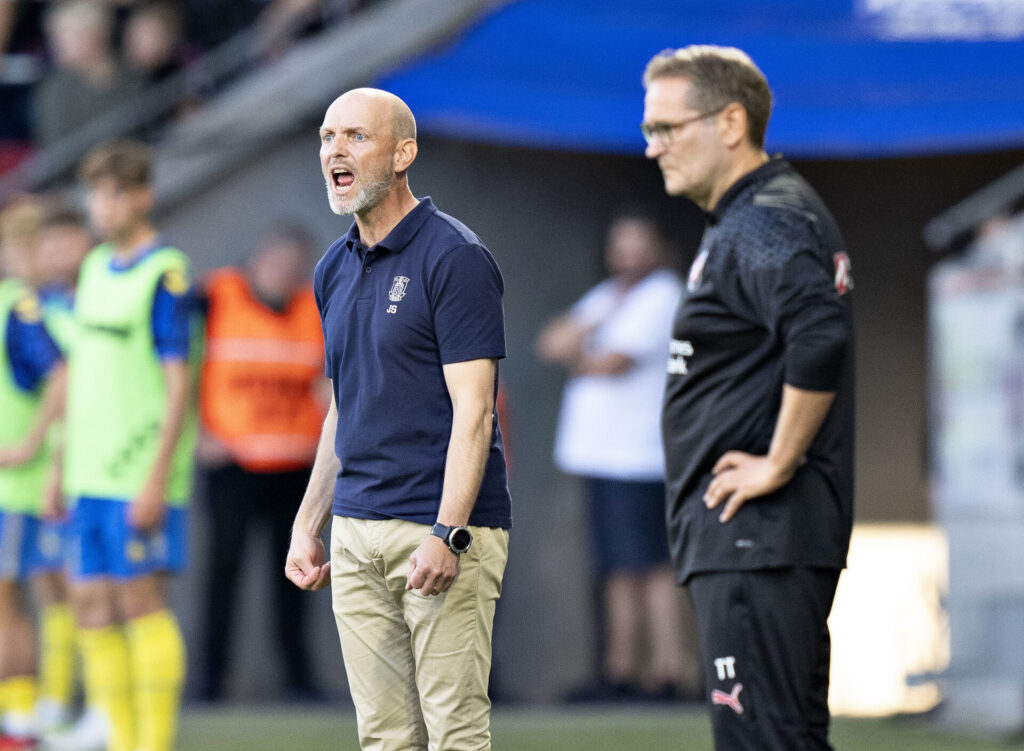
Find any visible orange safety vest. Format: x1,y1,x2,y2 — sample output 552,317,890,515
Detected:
201,269,326,473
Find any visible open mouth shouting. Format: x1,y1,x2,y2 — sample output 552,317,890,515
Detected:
323,159,391,216
330,165,355,195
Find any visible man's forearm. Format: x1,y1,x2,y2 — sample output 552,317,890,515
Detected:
535,315,586,368
767,384,836,474
436,404,492,527
293,395,339,537
436,359,497,527
576,351,635,377
705,383,838,522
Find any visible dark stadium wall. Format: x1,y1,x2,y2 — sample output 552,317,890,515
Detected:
157,132,1024,703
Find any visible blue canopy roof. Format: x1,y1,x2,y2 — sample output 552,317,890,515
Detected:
378,0,1024,157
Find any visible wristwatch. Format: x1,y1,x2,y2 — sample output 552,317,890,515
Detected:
430,523,473,555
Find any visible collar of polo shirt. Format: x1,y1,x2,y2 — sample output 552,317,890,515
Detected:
343,197,437,256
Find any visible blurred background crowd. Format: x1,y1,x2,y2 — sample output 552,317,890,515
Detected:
0,0,1023,748
0,0,378,169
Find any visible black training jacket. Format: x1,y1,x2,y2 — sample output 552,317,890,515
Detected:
662,157,855,584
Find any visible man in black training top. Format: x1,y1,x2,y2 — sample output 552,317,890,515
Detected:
643,45,855,750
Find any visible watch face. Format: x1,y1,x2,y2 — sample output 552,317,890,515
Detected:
450,527,472,553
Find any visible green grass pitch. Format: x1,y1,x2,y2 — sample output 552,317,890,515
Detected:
178,705,1024,750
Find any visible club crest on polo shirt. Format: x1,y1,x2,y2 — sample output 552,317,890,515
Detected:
388,276,410,302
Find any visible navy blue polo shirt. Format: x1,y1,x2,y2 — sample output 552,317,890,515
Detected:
314,197,512,528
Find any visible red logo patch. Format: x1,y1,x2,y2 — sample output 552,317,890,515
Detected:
833,252,853,295
711,682,744,714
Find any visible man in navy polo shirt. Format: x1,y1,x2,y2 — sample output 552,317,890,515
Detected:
285,88,511,751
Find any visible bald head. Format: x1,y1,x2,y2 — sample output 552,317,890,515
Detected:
330,88,417,142
320,88,419,218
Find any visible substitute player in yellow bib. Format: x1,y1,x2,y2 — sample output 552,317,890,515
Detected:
60,141,199,751
35,204,102,748
0,198,68,750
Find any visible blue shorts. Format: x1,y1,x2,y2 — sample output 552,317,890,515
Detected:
0,510,34,581
0,511,65,580
67,497,187,580
584,477,670,575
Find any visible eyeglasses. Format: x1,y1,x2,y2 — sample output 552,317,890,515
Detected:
640,107,724,146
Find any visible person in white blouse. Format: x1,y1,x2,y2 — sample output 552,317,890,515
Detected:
537,210,690,701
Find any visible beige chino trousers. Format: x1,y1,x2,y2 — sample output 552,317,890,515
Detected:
330,516,509,751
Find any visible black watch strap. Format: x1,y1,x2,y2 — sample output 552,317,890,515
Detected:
430,522,472,554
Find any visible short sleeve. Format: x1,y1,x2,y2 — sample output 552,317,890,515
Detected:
313,259,332,377
429,244,506,365
7,295,63,391
151,269,196,360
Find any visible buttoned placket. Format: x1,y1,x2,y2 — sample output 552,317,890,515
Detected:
351,244,376,305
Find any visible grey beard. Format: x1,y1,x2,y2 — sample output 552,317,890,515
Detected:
329,174,394,217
